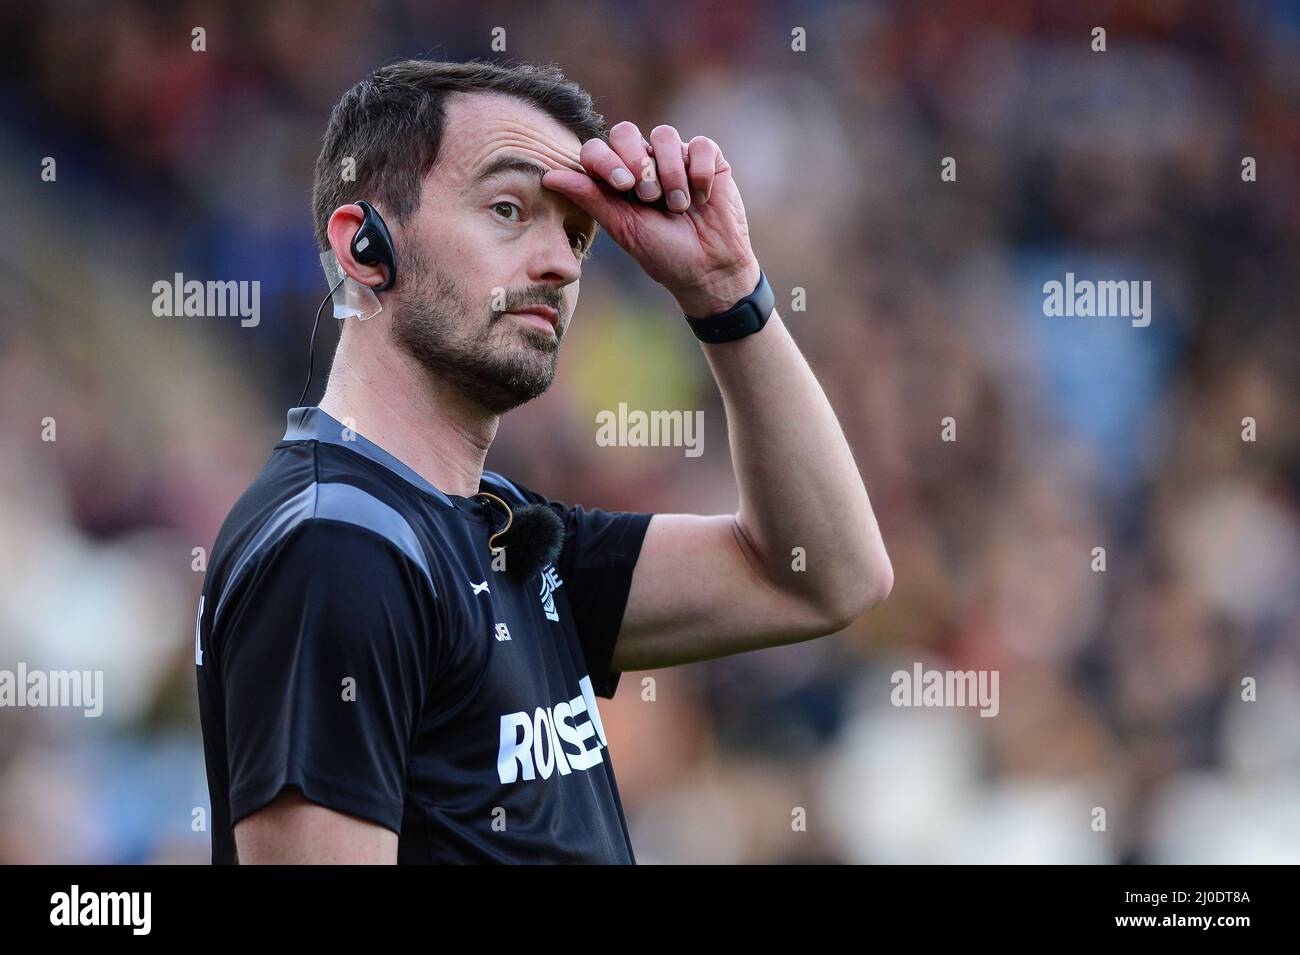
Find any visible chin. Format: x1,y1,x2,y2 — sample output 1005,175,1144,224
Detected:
514,324,560,353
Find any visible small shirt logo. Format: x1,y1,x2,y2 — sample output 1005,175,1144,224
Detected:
538,565,564,622
494,622,512,642
470,580,491,595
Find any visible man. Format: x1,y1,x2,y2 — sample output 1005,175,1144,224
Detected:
196,58,892,864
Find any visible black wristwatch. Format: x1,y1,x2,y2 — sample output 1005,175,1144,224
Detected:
684,269,774,343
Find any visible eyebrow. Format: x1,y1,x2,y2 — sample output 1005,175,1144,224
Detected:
469,155,552,189
470,153,600,249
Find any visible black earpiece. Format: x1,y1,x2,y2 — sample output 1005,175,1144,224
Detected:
296,198,398,406
351,199,398,292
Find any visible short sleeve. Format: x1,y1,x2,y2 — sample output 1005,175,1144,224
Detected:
490,475,653,699
213,518,433,833
553,504,653,698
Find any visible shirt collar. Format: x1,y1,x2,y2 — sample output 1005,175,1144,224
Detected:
283,406,457,508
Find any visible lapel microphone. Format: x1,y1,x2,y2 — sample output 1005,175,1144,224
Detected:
476,491,565,581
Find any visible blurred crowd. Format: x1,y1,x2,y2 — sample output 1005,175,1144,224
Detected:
0,0,1297,863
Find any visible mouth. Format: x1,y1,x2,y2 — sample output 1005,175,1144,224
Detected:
505,306,559,335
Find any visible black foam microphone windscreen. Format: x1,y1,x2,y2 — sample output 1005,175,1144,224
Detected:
480,497,565,581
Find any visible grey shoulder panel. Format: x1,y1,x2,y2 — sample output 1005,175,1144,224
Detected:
313,482,431,582
211,481,433,629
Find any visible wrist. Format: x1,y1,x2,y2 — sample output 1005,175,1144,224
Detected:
672,260,763,318
682,267,774,344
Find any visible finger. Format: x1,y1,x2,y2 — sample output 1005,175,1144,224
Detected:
686,136,720,205
540,167,633,237
649,125,689,212
579,138,637,192
608,121,659,201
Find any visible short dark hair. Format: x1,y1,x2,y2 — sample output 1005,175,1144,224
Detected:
311,58,606,251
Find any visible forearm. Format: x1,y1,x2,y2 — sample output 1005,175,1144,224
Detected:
701,309,892,624
541,118,891,624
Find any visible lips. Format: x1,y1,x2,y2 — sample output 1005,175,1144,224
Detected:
507,306,559,331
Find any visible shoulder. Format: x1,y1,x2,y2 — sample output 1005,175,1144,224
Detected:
208,466,438,636
481,469,549,508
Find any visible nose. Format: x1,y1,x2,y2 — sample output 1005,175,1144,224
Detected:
526,216,583,289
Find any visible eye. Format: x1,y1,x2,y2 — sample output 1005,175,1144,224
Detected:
491,201,522,221
569,230,591,257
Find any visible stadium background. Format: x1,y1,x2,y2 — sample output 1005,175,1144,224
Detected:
0,0,1297,863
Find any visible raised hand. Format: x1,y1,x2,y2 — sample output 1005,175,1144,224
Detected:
541,121,761,318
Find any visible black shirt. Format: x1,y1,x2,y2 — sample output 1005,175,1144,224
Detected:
196,406,653,863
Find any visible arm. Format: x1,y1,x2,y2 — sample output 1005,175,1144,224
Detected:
542,123,891,671
615,308,891,670
216,520,431,860
235,787,397,864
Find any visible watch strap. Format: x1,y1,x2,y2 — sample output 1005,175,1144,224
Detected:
684,269,774,343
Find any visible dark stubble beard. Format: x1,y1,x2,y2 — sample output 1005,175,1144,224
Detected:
388,250,563,415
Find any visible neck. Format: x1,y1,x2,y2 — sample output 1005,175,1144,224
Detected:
318,328,498,498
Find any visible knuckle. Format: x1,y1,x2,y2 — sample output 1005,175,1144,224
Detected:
610,120,641,139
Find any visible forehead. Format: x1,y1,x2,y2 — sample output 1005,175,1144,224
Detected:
437,91,587,185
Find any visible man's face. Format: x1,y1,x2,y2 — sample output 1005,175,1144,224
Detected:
389,91,597,414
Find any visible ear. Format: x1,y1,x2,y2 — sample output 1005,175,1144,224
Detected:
326,204,389,289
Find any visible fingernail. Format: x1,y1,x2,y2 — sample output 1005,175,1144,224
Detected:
611,168,634,188
636,181,661,201
668,189,689,212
